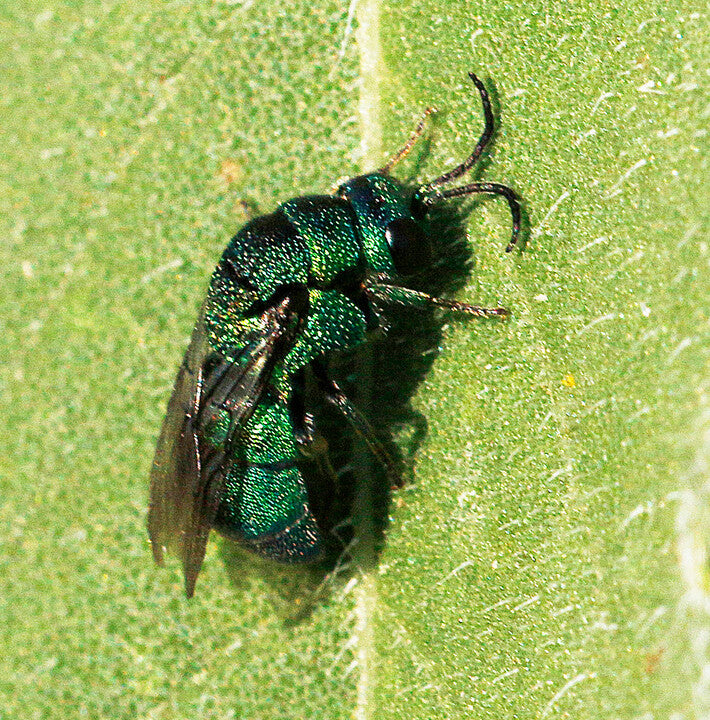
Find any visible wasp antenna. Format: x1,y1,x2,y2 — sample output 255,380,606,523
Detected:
425,181,521,251
379,107,437,175
418,72,494,193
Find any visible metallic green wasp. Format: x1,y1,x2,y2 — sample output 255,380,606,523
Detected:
148,72,521,597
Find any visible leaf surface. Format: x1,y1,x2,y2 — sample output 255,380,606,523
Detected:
0,1,707,718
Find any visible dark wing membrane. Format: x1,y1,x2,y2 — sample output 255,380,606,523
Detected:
148,296,303,597
148,304,209,570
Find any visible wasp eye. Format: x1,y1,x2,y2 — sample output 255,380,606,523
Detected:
385,218,433,276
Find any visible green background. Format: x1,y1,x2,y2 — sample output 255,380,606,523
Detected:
1,0,707,718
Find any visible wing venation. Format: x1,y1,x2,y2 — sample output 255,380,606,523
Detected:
148,296,303,597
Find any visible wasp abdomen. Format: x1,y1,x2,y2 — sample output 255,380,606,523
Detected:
212,396,322,561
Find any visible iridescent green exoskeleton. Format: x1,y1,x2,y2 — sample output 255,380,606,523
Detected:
148,73,522,597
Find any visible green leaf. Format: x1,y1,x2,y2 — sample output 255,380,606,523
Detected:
1,0,707,718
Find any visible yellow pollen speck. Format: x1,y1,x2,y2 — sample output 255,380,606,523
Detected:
562,373,576,388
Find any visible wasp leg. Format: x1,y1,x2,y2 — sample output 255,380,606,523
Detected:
379,107,437,175
289,367,334,465
365,282,509,319
290,367,315,446
312,362,403,488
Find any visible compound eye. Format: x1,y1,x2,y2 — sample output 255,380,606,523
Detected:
385,218,433,276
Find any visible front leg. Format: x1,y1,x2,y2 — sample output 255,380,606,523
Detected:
365,280,509,318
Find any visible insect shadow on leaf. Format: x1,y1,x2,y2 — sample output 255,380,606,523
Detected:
318,199,478,555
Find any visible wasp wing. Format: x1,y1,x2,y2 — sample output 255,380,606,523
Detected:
147,304,208,570
148,296,303,597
